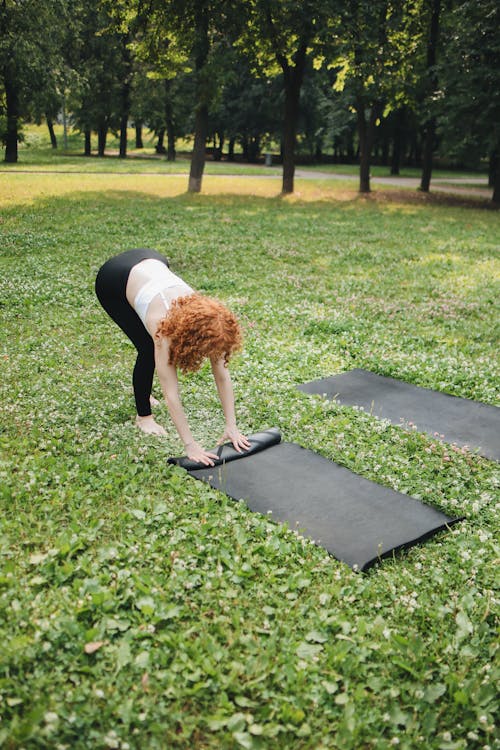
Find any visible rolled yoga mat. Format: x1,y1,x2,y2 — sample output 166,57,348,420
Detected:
298,369,500,462
169,429,461,572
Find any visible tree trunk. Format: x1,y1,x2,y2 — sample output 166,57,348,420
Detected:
241,135,249,161
420,116,436,192
357,105,370,192
347,136,355,163
212,132,223,161
248,136,260,163
488,150,496,188
155,128,166,154
84,129,91,156
61,97,69,151
282,97,296,193
4,71,19,163
381,136,389,167
119,111,128,158
47,117,58,149
119,81,131,158
164,80,176,161
188,104,208,192
135,123,143,149
281,44,307,194
409,133,422,167
391,108,405,175
119,38,132,158
166,121,176,161
187,5,210,193
357,100,380,193
228,137,235,162
420,0,441,192
492,150,500,204
97,122,107,157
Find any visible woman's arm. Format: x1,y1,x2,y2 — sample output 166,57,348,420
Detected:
155,339,217,466
211,357,250,452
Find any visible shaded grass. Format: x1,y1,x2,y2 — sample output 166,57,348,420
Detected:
0,173,499,750
0,124,279,176
1,124,488,182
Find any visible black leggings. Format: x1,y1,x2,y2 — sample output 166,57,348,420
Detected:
95,248,170,417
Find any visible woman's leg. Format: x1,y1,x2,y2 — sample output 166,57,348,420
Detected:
96,290,157,417
132,336,155,417
95,250,168,425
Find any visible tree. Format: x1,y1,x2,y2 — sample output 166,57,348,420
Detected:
65,0,138,158
298,64,332,162
123,0,239,192
130,70,192,160
419,0,441,192
210,48,281,163
438,0,500,203
325,0,420,192
244,0,329,193
0,0,67,162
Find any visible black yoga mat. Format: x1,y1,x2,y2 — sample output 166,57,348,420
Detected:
298,369,500,462
169,429,461,571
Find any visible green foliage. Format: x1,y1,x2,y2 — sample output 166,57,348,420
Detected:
67,1,132,139
326,0,421,103
0,165,499,748
437,0,500,164
0,0,67,156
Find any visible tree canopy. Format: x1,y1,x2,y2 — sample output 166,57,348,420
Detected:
0,0,497,200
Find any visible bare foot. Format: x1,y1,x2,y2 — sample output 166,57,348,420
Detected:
150,395,160,407
135,415,167,436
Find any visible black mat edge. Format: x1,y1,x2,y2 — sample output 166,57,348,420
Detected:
297,368,500,463
186,438,464,572
190,466,464,572
168,427,282,471
360,515,464,572
297,368,496,408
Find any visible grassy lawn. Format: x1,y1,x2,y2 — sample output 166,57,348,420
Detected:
0,148,499,749
0,124,489,183
0,125,281,176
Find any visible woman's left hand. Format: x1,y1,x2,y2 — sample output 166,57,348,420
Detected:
218,426,251,453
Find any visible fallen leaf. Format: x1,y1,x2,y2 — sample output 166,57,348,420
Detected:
84,641,105,654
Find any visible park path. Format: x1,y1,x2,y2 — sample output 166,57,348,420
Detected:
2,166,492,199
294,168,492,198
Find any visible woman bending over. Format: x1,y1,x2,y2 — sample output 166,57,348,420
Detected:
95,248,249,466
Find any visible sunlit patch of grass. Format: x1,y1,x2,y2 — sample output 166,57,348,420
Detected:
0,172,363,208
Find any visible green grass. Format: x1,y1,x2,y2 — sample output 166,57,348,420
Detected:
0,151,499,750
1,124,489,183
0,125,281,176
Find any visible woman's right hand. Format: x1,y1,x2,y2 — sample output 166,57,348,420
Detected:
184,441,218,467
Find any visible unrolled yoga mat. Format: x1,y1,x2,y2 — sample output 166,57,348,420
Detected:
169,429,461,571
298,369,500,462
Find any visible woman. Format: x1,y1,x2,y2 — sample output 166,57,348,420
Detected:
95,248,250,466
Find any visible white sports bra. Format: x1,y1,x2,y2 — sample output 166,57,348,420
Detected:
133,260,192,326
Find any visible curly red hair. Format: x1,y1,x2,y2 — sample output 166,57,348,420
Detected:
156,293,242,373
